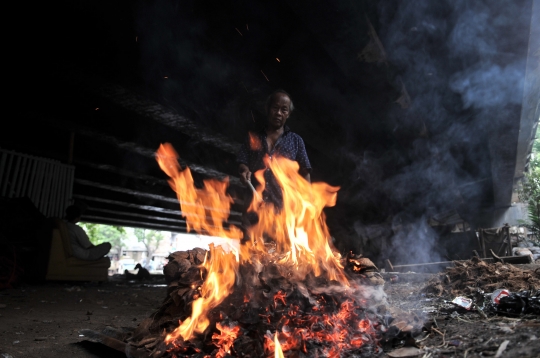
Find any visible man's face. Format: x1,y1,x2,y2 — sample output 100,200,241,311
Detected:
267,93,291,129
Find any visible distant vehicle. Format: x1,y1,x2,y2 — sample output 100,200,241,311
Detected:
117,258,136,273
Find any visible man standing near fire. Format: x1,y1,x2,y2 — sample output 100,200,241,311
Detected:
237,89,311,213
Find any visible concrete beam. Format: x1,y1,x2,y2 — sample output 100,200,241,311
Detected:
73,194,182,215
82,215,187,232
74,179,243,216
86,207,188,225
60,70,241,155
75,160,168,185
27,112,241,184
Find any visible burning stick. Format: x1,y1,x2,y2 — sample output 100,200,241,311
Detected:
246,180,261,202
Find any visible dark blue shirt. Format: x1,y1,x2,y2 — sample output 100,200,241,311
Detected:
237,126,311,208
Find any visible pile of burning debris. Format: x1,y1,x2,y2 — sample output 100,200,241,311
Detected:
82,248,428,358
80,144,427,357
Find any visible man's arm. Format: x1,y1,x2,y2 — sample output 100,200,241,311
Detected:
237,134,253,184
295,136,312,183
75,225,94,249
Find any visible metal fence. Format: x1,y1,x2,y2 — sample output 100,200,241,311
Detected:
0,148,74,217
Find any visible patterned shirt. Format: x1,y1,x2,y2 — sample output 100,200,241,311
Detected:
237,126,311,208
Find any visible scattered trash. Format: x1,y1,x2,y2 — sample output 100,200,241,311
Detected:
390,275,399,283
12,341,19,345
494,339,510,358
387,346,423,357
491,289,510,304
452,296,472,310
493,290,540,315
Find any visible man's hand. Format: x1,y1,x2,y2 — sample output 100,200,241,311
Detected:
238,164,252,184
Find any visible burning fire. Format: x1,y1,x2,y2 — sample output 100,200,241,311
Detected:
245,154,348,285
155,143,381,356
156,144,242,241
274,333,284,358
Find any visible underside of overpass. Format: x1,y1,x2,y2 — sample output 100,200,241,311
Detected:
3,0,539,261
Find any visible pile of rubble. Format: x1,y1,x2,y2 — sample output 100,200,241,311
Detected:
422,257,540,297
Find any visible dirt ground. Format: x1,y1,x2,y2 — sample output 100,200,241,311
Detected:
0,276,167,358
384,272,540,358
1,269,540,358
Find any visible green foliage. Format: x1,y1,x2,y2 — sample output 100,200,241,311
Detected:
531,125,540,171
134,228,166,258
80,223,127,251
519,124,540,239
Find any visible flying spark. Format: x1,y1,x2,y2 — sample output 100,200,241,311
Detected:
235,28,243,36
260,70,269,82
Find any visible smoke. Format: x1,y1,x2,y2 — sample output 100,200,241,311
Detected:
450,62,525,111
343,0,530,266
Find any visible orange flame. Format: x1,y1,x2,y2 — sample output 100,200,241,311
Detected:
246,155,348,284
248,132,262,151
156,143,242,241
274,332,284,358
157,144,240,343
165,244,238,343
155,143,352,347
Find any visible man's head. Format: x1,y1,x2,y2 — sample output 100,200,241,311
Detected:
65,204,84,223
265,90,294,129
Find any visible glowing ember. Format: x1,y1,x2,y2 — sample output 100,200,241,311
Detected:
212,321,241,358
